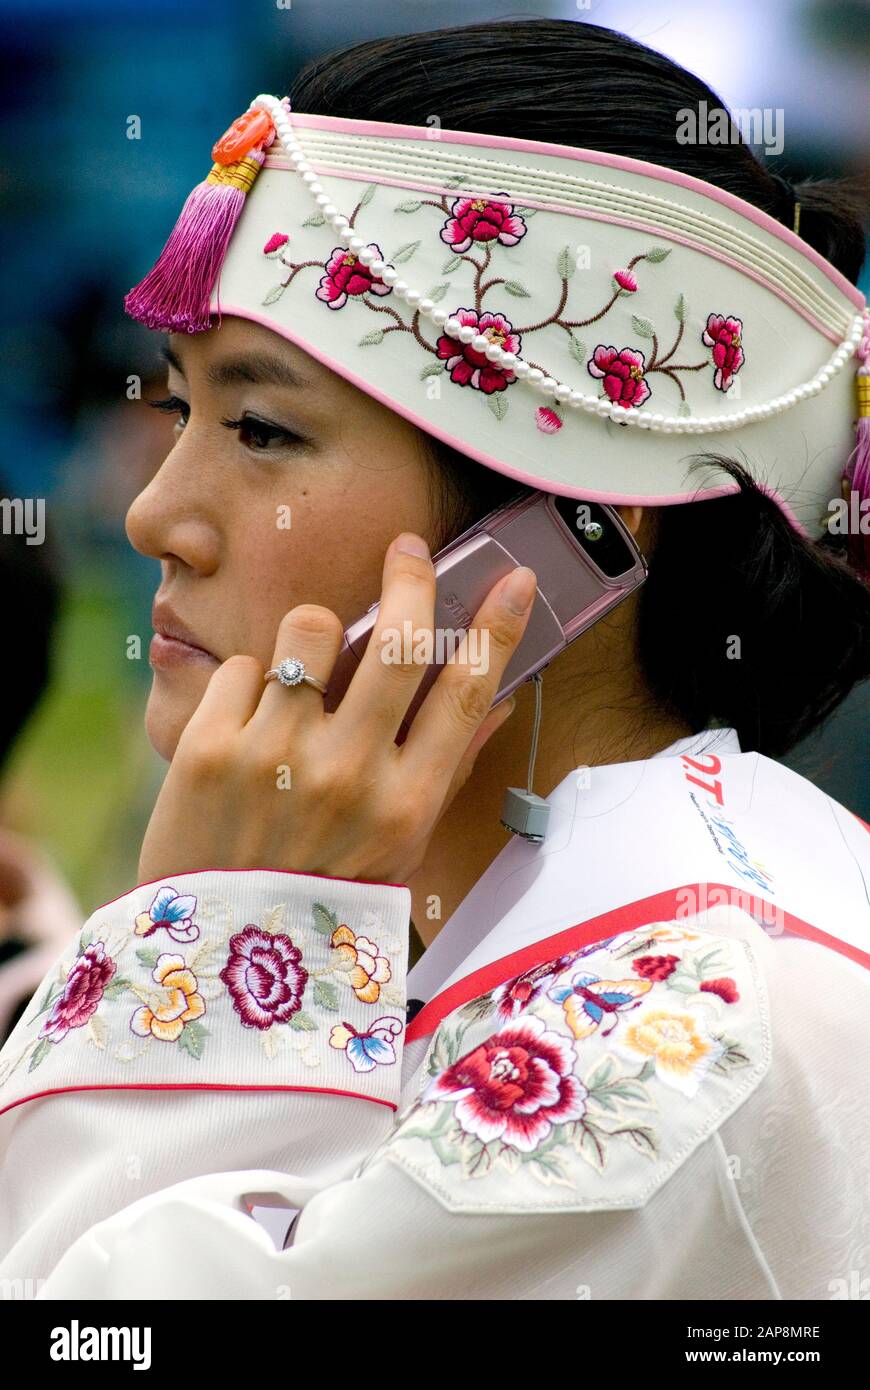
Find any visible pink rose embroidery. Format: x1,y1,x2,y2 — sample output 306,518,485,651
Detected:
39,941,117,1044
440,194,527,253
220,926,308,1030
436,308,520,394
702,313,744,391
423,1014,587,1153
535,406,563,433
315,243,392,310
587,345,652,408
700,976,740,1004
490,950,586,1021
263,232,289,255
613,269,638,293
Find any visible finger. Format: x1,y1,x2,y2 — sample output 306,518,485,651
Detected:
333,532,436,739
180,654,267,742
438,695,517,819
400,565,537,780
249,603,345,729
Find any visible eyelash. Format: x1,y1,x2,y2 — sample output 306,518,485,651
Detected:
147,396,307,451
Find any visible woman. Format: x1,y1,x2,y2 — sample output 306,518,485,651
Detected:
1,19,869,1300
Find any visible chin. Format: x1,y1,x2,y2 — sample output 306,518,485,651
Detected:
144,669,211,761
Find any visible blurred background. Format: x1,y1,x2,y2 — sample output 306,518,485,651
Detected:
0,0,867,933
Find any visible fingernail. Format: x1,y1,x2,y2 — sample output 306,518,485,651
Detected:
395,533,430,559
500,566,537,614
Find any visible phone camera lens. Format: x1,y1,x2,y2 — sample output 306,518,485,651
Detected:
584,521,604,541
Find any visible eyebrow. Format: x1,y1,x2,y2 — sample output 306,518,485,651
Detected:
162,344,312,391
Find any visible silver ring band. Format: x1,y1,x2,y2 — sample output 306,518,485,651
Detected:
264,657,328,696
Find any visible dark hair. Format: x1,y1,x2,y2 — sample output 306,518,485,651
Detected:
0,474,62,769
291,17,870,757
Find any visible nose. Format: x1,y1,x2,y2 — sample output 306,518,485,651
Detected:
125,439,220,577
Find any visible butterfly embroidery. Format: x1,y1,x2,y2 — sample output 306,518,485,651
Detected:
134,886,200,944
547,970,652,1040
329,1016,404,1072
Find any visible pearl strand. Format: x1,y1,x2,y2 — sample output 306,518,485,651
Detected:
251,94,867,436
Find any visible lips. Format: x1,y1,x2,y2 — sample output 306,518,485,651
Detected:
152,600,214,654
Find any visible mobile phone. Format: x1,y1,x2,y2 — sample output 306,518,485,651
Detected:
323,490,648,738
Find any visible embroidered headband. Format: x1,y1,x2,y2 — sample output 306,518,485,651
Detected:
125,95,870,560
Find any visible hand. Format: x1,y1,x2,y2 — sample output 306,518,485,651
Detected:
137,533,537,885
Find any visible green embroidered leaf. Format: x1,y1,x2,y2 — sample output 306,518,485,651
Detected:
713,1036,751,1070
135,947,161,970
677,401,692,417
572,1119,608,1171
78,929,93,953
637,1058,657,1082
599,1078,652,1107
460,1136,493,1179
527,1152,574,1187
177,1020,208,1060
646,246,672,263
495,1142,521,1174
568,334,588,366
395,198,423,213
27,1037,53,1072
610,1124,659,1159
511,206,538,217
302,212,326,228
311,902,339,937
557,245,576,280
443,173,467,189
289,1010,318,1031
313,978,339,1011
391,240,422,265
457,993,498,1023
420,361,446,380
359,182,377,207
631,315,656,339
262,284,287,306
502,280,531,297
358,329,385,347
101,978,132,1000
588,1089,620,1114
666,977,700,994
427,282,450,303
486,393,509,422
35,981,60,1016
674,293,687,323
586,1056,616,1091
441,253,463,274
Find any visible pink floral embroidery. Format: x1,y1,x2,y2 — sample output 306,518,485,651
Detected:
535,406,563,433
315,243,392,310
440,194,527,253
435,308,520,394
39,941,117,1044
220,926,308,1030
613,268,638,293
632,953,680,982
423,1014,587,1153
587,345,652,408
702,313,744,391
263,232,289,255
490,951,586,1021
700,977,740,1004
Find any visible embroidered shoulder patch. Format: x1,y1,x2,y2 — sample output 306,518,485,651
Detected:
378,919,770,1213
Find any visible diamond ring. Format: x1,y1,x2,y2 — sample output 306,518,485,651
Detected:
264,656,328,695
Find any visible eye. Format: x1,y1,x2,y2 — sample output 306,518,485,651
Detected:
220,414,308,452
148,395,190,431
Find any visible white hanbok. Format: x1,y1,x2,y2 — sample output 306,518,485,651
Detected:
1,727,868,1300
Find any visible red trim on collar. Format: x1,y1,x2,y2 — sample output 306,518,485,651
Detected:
406,881,870,1043
0,1081,397,1120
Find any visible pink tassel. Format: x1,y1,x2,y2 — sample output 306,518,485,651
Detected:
125,148,266,334
841,311,870,579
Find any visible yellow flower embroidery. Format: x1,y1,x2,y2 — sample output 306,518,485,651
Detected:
130,953,206,1043
617,1008,724,1098
330,925,392,1004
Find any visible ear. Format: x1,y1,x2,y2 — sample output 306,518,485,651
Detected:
615,504,644,536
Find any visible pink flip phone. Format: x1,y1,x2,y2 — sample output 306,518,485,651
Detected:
323,490,648,737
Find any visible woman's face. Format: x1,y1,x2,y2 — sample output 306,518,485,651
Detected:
126,316,435,760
